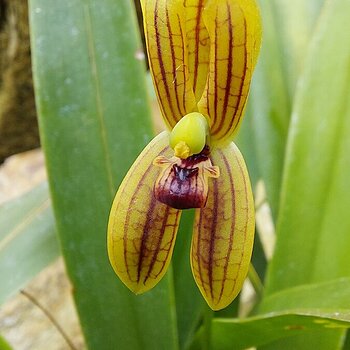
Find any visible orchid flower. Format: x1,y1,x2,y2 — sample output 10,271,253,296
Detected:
107,0,262,310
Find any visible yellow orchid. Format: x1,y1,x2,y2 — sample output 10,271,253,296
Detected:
107,0,262,310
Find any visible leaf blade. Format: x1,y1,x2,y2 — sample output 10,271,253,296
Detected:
265,0,350,298
249,0,325,217
0,183,59,305
211,278,350,350
29,1,179,349
262,0,350,348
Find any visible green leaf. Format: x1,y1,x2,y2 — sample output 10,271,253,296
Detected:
251,230,267,283
259,278,350,313
270,0,325,95
344,332,350,349
264,0,350,301
249,0,324,218
248,0,292,218
235,105,260,190
0,335,12,350
0,182,59,305
29,1,178,349
211,279,350,350
172,209,205,350
211,311,350,350
263,0,350,347
236,106,267,288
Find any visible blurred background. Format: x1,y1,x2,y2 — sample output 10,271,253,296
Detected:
1,0,349,349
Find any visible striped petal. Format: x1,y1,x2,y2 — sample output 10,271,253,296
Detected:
197,0,262,145
185,0,211,101
141,0,197,128
191,142,255,310
107,132,181,294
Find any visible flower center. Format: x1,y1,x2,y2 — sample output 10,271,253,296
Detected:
169,112,210,159
153,147,219,209
153,112,220,210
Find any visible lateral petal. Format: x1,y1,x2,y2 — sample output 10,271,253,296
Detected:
107,132,181,294
197,0,262,145
141,0,197,128
191,142,255,310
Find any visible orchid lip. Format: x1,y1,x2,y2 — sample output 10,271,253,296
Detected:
156,165,201,209
153,146,219,210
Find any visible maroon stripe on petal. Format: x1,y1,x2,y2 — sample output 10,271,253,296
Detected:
166,5,184,117
228,148,250,296
214,6,248,138
207,176,219,301
154,209,181,279
217,150,236,301
213,3,234,135
192,0,204,93
178,14,187,114
154,0,176,119
137,198,158,282
143,205,170,283
227,11,248,134
195,208,209,298
213,6,219,126
121,145,168,281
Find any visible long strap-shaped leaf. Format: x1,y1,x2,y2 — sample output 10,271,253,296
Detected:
210,278,350,349
262,0,350,348
246,0,325,218
0,182,58,305
29,1,179,349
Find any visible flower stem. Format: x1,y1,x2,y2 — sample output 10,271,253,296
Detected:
201,305,213,350
248,263,264,297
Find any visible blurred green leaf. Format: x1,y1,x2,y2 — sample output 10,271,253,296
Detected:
212,311,350,350
0,182,59,305
0,335,12,350
212,278,350,350
247,0,292,218
235,0,325,291
263,0,350,347
270,0,325,94
259,278,350,313
235,104,260,190
264,0,350,301
173,209,205,350
249,0,324,218
344,332,350,349
236,106,267,289
251,229,267,283
29,1,179,349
